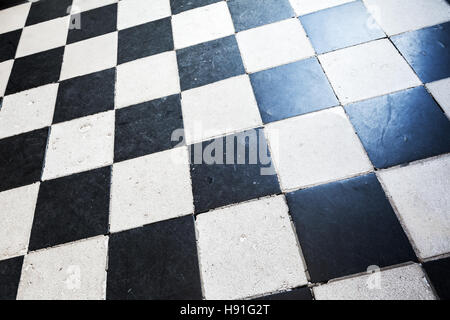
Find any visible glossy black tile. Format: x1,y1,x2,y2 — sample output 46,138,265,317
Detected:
227,0,294,32
53,68,115,123
118,17,173,65
300,1,385,54
0,128,48,192
5,47,64,95
106,216,202,300
114,94,184,162
250,58,338,123
170,0,221,14
176,35,245,91
424,257,450,300
254,287,313,300
0,256,23,300
28,166,111,251
0,29,21,63
0,0,27,10
25,0,72,26
392,22,450,83
286,173,417,283
189,128,280,213
67,3,117,44
345,86,450,169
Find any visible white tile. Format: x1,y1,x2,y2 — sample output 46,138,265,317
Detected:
172,2,235,49
60,32,118,81
379,156,450,259
236,18,315,73
181,75,262,144
117,0,171,30
115,51,180,109
266,107,372,190
42,111,114,180
17,236,108,300
289,0,354,15
426,78,450,118
71,0,118,14
110,147,193,233
0,84,58,139
0,183,40,261
363,0,450,36
196,195,308,300
314,264,436,300
0,60,13,97
319,39,421,104
0,2,31,34
16,16,70,58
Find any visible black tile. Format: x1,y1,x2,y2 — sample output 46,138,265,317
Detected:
0,128,48,192
254,287,313,300
0,256,23,300
170,0,221,14
250,58,338,124
25,0,72,26
67,3,117,44
106,216,202,300
300,1,385,54
345,86,450,169
115,94,184,162
5,47,64,95
286,173,417,283
424,257,450,300
227,0,294,32
53,68,115,123
0,29,21,63
190,128,281,213
176,35,245,91
392,22,450,83
0,0,27,10
118,17,173,65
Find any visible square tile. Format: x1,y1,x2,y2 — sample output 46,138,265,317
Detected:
181,75,262,145
110,147,193,232
0,29,21,62
116,51,180,108
289,0,353,15
250,58,338,124
319,39,421,104
0,59,14,96
286,173,417,282
0,183,39,260
170,0,221,14
266,107,372,190
54,68,115,123
42,111,114,180
0,84,58,139
5,47,64,95
196,196,307,300
118,17,173,64
28,167,111,251
300,1,385,54
0,256,23,300
255,287,313,300
114,94,184,162
363,0,450,36
60,32,118,81
25,0,72,26
117,0,171,30
106,216,202,299
190,128,280,213
0,2,30,34
345,86,450,168
227,0,294,32
236,18,314,73
67,3,117,44
0,0,28,11
176,35,245,91
172,2,235,49
392,22,450,83
0,128,48,192
426,77,450,117
17,237,108,300
379,155,450,259
71,0,117,14
424,257,450,300
314,264,435,300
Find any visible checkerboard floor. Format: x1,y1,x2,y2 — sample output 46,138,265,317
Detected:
0,0,449,300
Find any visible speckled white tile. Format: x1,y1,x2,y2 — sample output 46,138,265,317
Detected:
17,236,108,300
379,155,450,259
181,75,262,144
319,39,421,104
42,111,114,181
71,0,118,14
117,0,171,30
196,195,307,300
0,59,13,97
266,107,373,190
426,78,450,118
289,0,354,16
0,2,31,34
0,84,58,139
314,264,436,300
236,18,315,73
